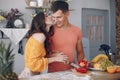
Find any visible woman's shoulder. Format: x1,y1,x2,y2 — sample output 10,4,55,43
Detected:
32,33,46,43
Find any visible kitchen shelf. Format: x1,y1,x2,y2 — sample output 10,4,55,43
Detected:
25,5,49,9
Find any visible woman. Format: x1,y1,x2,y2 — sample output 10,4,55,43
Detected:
19,12,68,78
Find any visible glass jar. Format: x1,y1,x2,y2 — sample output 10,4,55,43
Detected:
29,0,37,7
37,0,43,7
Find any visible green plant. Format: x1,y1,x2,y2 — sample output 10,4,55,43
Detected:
0,41,18,80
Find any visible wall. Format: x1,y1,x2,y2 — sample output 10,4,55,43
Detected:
110,0,116,53
0,0,110,28
0,0,33,23
0,0,110,75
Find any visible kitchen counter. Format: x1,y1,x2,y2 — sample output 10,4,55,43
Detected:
19,69,120,80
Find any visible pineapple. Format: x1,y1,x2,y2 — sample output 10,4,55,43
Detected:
0,41,18,80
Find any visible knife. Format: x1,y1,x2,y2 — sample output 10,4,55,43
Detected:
70,62,80,69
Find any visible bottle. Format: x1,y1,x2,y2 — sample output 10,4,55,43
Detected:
109,52,115,64
37,0,43,7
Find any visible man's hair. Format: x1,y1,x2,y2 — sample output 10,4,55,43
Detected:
51,1,69,13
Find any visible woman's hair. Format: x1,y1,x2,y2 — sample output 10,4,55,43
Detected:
27,12,54,54
51,0,69,13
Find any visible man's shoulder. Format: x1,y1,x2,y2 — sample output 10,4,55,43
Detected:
70,24,81,30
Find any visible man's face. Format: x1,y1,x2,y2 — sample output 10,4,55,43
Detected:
51,10,68,28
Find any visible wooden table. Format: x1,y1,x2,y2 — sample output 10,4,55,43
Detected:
19,69,120,80
90,71,120,80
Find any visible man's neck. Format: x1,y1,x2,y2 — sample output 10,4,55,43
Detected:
61,22,71,29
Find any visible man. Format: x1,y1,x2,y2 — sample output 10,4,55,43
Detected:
48,0,84,72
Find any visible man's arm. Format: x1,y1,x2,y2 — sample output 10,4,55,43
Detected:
76,39,84,61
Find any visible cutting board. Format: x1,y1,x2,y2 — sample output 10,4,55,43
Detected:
71,69,91,76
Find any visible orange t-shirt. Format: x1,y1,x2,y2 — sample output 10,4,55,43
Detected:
48,24,82,72
25,36,48,73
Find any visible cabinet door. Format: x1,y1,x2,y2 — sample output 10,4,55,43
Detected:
82,8,109,60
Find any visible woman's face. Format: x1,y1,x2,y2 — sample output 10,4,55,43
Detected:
45,15,53,26
45,15,53,32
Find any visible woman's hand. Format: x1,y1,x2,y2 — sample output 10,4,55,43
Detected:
48,52,69,64
54,52,69,63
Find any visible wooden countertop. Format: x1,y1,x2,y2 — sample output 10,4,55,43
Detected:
19,69,120,80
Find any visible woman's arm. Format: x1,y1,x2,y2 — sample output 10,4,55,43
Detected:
48,52,69,63
25,33,47,72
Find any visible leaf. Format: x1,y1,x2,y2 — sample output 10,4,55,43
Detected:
0,41,15,74
5,43,14,61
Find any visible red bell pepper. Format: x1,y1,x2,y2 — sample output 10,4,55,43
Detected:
76,68,88,73
78,59,88,68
